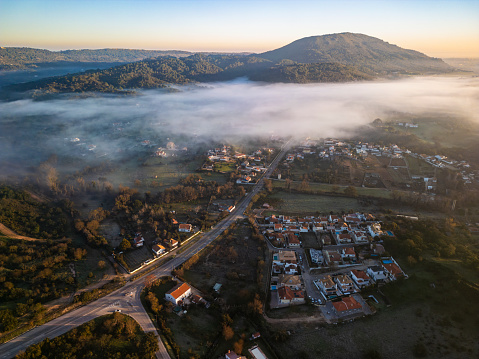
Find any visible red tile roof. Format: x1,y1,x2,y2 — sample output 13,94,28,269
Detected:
166,282,191,300
383,263,404,278
351,269,370,280
333,296,361,312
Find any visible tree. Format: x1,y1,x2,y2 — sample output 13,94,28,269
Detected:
233,339,244,355
97,260,106,270
0,309,18,332
344,186,358,198
263,179,273,192
139,332,159,358
119,238,131,251
222,325,234,341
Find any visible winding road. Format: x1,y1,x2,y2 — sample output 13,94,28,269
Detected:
0,140,292,359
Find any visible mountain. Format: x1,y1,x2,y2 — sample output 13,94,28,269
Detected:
259,33,453,74
0,47,193,70
8,54,371,94
250,62,372,83
4,33,455,94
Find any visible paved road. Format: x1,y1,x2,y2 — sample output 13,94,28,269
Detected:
0,140,292,359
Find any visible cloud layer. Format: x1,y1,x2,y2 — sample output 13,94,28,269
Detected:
0,76,477,173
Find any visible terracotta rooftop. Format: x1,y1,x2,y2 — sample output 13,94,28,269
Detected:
351,269,370,280
333,296,361,312
166,282,191,300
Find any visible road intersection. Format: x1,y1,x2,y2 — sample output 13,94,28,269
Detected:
0,140,291,359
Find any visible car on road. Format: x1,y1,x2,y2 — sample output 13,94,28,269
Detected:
114,309,121,312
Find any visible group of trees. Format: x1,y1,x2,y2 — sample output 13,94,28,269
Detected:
0,237,84,320
383,217,479,270
0,186,69,239
14,313,158,359
9,52,375,94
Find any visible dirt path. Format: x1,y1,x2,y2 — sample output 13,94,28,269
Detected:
0,222,44,241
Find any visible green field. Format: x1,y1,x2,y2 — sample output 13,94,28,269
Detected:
265,191,375,214
405,155,435,176
214,162,236,172
271,180,392,199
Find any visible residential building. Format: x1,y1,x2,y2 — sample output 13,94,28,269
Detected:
367,265,388,283
316,275,339,298
368,223,383,238
323,250,342,266
334,274,356,295
278,286,305,304
225,350,246,359
179,223,192,232
165,282,191,305
278,274,302,290
333,296,362,313
350,269,371,289
152,244,166,256
382,261,405,281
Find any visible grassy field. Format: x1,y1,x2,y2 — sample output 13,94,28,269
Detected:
182,221,266,306
271,180,393,199
300,232,321,249
214,162,236,173
271,257,479,359
405,155,435,177
265,191,376,215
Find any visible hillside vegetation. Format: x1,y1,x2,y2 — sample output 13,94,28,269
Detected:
259,32,453,75
7,55,371,94
0,47,191,70
4,33,455,93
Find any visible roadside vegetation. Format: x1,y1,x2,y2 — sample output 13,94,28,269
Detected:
14,313,159,359
141,220,274,359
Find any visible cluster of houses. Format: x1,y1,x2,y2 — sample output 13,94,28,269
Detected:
262,210,407,315
154,141,188,157
259,213,382,250
200,145,270,182
286,137,477,188
314,256,407,301
129,222,193,258
270,251,305,305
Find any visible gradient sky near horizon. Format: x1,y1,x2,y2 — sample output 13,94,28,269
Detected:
1,0,479,57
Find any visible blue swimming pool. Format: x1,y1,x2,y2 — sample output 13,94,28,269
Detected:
382,259,393,264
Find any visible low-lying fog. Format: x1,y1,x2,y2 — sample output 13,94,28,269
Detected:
0,76,478,177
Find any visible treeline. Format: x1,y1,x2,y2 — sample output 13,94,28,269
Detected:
14,313,159,359
250,62,372,83
0,237,87,332
0,186,69,239
0,47,192,70
8,53,375,94
382,217,479,270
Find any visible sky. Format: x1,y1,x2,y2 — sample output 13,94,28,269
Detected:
1,0,479,57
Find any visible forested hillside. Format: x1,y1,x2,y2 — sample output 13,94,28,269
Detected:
0,47,191,70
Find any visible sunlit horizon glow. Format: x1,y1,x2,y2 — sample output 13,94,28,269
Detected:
1,0,478,58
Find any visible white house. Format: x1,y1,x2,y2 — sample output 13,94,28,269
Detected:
152,244,166,256
367,266,388,283
367,223,383,238
179,224,192,233
350,269,371,289
165,282,191,305
134,233,144,247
